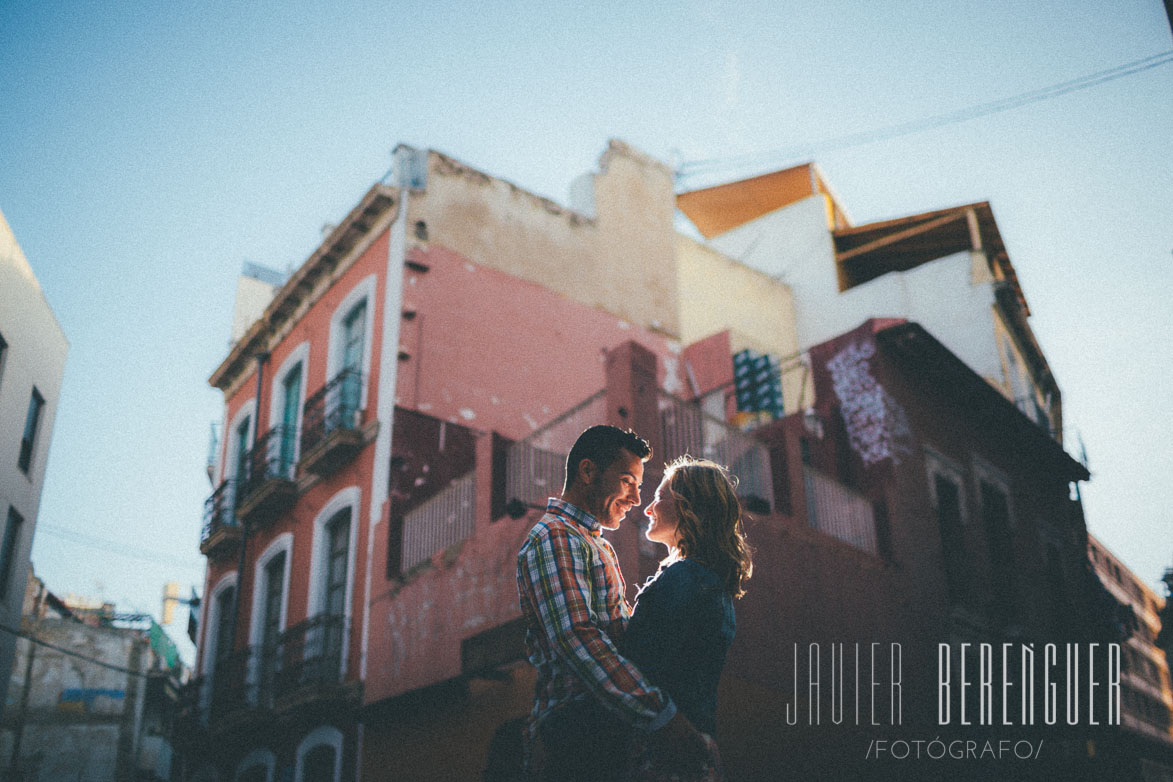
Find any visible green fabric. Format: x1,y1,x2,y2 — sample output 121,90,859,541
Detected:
148,620,179,669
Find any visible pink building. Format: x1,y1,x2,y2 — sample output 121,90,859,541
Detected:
180,142,1144,781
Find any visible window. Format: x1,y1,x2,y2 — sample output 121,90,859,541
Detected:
0,508,24,600
259,551,286,692
302,745,335,782
324,510,350,617
234,415,252,488
250,534,292,687
339,301,366,422
341,301,366,375
934,475,968,605
238,766,267,782
280,363,303,473
17,388,45,474
235,749,276,782
980,480,1016,623
262,553,286,648
214,585,237,663
295,726,343,782
925,449,969,607
327,275,375,418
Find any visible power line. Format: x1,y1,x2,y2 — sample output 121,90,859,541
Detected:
37,522,202,571
0,621,154,678
679,51,1173,178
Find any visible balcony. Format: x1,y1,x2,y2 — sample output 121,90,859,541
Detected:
208,647,260,725
400,471,476,572
802,466,878,555
272,613,354,711
235,425,299,528
174,676,206,735
200,480,241,557
658,391,775,510
300,369,367,477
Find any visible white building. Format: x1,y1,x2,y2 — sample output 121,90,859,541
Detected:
0,208,68,718
677,165,1063,442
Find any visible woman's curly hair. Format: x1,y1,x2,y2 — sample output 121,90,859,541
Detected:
660,456,754,598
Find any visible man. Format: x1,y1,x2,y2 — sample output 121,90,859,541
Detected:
516,425,707,781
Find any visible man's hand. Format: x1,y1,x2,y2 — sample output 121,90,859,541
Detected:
649,711,710,772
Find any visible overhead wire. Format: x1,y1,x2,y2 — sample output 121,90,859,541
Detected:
0,621,153,677
679,51,1173,179
37,522,202,571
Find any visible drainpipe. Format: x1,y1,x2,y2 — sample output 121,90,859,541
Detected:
228,352,268,653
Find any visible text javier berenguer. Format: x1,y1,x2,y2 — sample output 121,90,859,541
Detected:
938,642,1121,726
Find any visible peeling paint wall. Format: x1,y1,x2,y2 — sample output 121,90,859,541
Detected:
0,619,157,781
412,141,680,337
394,243,685,440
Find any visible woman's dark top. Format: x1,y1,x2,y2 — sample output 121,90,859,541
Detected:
620,558,736,735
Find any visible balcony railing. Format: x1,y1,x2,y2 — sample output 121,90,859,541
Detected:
209,647,257,721
803,466,877,555
657,391,775,509
236,425,299,525
300,369,367,476
272,613,347,705
175,676,206,732
505,390,606,508
401,471,476,571
200,480,241,556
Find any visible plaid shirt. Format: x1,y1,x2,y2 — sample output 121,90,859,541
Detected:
517,498,675,741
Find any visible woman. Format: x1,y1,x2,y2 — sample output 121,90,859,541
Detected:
621,456,754,781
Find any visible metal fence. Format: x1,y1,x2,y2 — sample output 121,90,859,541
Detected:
209,647,256,719
400,471,477,570
505,390,607,507
302,368,365,454
802,466,877,554
201,479,238,546
657,392,775,508
241,424,298,499
272,613,346,700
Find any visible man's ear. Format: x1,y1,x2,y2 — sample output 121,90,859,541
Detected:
576,457,597,487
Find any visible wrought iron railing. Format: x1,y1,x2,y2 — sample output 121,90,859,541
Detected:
657,391,775,509
240,424,298,500
401,471,476,570
201,480,239,546
209,647,257,719
802,466,877,555
272,613,346,700
301,368,365,455
176,676,206,729
505,390,606,508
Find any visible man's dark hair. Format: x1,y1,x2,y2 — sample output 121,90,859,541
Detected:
563,425,652,492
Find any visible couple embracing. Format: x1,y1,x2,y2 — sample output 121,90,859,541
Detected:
516,425,754,781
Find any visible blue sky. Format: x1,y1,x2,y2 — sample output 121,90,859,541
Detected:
2,1,1170,664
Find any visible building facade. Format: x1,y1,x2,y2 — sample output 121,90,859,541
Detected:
678,167,1064,441
1088,533,1173,777
188,141,1116,780
1,570,185,781
0,208,68,721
